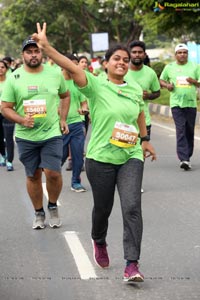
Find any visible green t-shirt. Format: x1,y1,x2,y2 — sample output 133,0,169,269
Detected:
160,61,200,108
1,65,67,141
78,72,144,164
125,66,160,126
65,79,86,124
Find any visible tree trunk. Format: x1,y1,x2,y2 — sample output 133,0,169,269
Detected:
126,20,143,46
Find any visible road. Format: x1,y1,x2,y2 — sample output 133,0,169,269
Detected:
1,115,200,300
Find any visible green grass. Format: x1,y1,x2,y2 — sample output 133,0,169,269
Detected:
154,89,170,106
153,89,200,111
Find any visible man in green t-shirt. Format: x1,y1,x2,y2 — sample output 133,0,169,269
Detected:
125,40,160,139
160,43,200,171
1,37,70,229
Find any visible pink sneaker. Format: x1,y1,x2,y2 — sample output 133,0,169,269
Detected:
92,240,109,268
124,262,144,282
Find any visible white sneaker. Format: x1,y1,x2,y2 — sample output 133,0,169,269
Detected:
32,212,45,229
48,207,62,228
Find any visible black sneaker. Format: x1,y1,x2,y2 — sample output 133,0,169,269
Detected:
180,161,191,171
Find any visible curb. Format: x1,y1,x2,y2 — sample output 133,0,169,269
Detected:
149,103,200,125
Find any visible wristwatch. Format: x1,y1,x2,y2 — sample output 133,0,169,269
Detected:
140,135,150,142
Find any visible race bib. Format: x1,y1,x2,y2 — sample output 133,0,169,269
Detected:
110,121,138,148
176,76,190,88
23,99,47,118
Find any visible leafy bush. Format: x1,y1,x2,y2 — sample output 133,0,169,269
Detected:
151,62,166,78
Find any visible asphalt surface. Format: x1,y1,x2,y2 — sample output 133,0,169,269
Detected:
1,115,200,300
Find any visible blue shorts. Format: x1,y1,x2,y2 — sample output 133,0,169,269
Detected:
16,136,63,177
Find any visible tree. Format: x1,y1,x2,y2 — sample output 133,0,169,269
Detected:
0,0,146,56
0,0,199,58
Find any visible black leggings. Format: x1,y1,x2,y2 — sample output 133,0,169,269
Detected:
86,158,144,261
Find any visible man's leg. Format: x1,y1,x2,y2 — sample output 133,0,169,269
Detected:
171,107,189,161
185,107,196,159
62,133,70,166
44,169,63,204
70,122,85,190
26,168,46,230
16,138,46,229
41,137,63,228
43,169,62,228
26,168,43,210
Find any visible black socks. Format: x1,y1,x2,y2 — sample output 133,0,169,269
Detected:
48,201,57,210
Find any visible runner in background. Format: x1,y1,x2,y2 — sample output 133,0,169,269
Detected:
160,43,200,171
126,40,160,140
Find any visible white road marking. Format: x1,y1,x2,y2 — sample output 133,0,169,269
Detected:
42,182,61,206
152,121,200,141
63,231,97,280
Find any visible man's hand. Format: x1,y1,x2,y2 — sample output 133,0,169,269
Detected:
22,114,35,128
143,90,149,100
167,83,174,91
186,77,200,87
60,120,69,135
77,108,89,115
